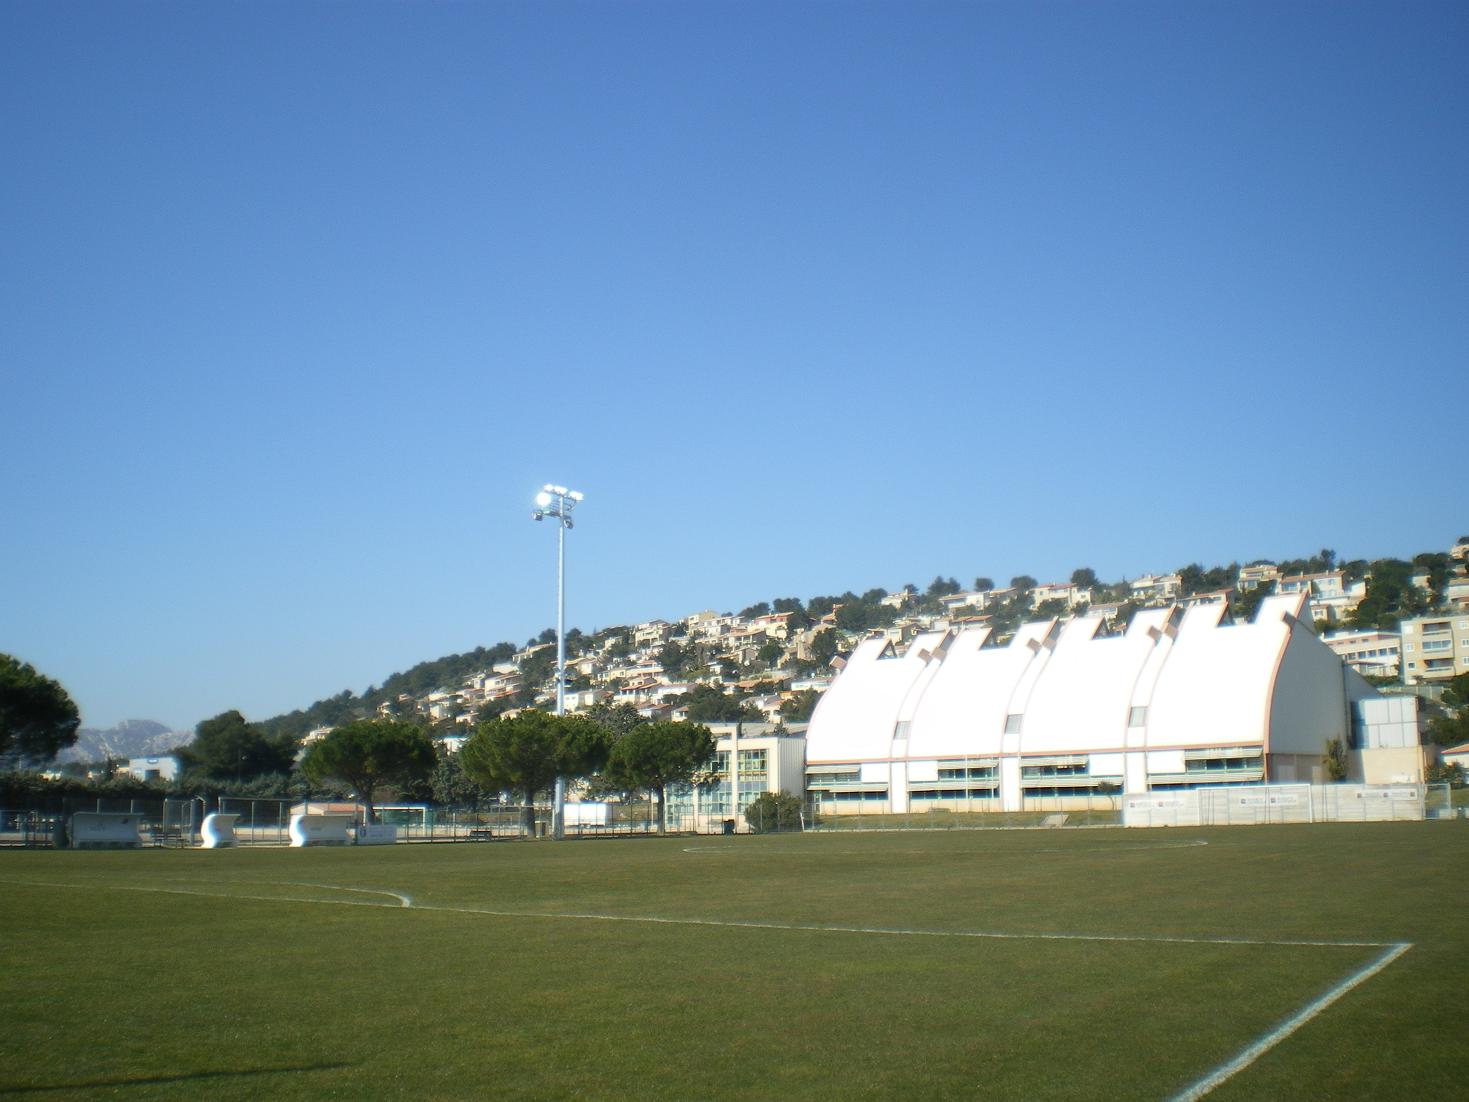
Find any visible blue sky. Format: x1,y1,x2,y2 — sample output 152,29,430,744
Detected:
2,1,1464,732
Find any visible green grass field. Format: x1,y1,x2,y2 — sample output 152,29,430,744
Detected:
2,823,1465,1101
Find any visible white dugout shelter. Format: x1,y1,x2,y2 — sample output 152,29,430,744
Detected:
805,592,1400,812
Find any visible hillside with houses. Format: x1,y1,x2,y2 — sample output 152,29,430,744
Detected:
261,536,1469,748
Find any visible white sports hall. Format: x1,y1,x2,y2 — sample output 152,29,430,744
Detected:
804,592,1418,813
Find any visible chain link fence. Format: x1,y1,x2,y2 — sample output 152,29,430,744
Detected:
12,783,1450,846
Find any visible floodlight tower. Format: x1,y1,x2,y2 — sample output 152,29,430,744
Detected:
532,483,583,840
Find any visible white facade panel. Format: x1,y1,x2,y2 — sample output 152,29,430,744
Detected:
1147,750,1186,774
1268,616,1352,757
908,760,939,783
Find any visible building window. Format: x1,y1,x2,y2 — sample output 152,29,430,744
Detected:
1004,714,1024,734
1128,706,1147,727
1022,762,1088,778
807,770,860,786
715,749,768,777
937,764,997,780
1185,755,1264,774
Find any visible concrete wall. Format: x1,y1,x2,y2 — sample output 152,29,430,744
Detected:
1352,746,1425,784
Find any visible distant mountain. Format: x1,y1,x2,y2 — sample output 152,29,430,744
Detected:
58,719,191,764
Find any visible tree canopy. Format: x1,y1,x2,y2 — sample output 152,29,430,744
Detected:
1349,559,1432,629
605,720,715,834
658,639,691,675
745,790,803,833
175,710,297,783
683,683,758,723
458,710,610,834
832,596,897,634
779,690,821,723
1440,672,1469,712
428,748,487,807
0,655,80,767
299,719,436,821
926,576,961,598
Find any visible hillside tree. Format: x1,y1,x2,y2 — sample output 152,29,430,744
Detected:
683,683,759,723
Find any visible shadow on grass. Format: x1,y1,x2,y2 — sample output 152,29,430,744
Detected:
0,1062,356,1095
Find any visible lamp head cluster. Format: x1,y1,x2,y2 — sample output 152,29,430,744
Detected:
532,483,583,526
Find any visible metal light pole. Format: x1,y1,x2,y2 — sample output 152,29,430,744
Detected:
532,483,583,840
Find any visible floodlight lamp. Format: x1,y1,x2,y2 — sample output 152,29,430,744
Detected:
535,491,552,508
568,490,584,502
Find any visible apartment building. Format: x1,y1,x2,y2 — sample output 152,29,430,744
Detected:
1237,563,1280,591
1400,613,1469,684
1128,573,1181,602
1320,629,1401,678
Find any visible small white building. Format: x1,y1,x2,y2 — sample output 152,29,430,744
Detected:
1128,573,1182,603
123,755,178,783
1441,741,1469,773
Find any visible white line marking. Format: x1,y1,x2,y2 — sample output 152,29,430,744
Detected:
404,904,1397,951
1033,840,1211,854
1168,940,1412,1101
0,878,1394,950
162,877,415,907
282,882,413,907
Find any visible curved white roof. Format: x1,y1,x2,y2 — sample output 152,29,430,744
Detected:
1020,615,1163,755
805,635,931,763
805,592,1338,771
903,621,1055,759
1144,594,1303,750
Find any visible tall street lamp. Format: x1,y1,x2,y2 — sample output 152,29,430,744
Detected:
532,483,583,839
